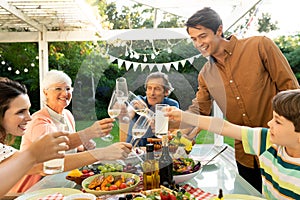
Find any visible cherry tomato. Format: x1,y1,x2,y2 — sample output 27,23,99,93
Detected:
160,190,170,200
169,194,177,200
82,169,89,174
109,185,118,191
119,182,127,189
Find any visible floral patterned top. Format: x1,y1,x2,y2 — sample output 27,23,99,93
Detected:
0,143,17,163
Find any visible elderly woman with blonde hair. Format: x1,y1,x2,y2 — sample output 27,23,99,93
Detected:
11,70,117,192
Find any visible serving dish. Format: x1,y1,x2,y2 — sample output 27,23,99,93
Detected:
173,157,202,184
173,166,202,183
82,172,140,196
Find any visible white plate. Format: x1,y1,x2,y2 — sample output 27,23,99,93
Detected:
16,188,82,200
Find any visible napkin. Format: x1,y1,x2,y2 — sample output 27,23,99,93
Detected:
182,184,216,200
38,192,64,200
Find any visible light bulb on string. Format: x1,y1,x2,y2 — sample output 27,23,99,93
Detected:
143,55,147,62
1,61,5,65
31,63,35,67
134,53,140,59
8,67,12,71
24,68,28,73
151,53,155,59
125,47,129,57
15,70,20,75
130,52,134,59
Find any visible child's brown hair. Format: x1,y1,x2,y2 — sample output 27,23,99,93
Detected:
272,89,300,132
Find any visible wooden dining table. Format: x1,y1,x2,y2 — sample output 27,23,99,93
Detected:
3,144,264,199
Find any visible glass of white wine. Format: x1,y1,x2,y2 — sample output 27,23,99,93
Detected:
131,115,152,147
127,91,153,117
102,90,122,142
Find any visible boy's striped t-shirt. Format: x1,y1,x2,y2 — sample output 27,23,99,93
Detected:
241,127,300,200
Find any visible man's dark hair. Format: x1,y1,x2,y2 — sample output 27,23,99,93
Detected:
186,7,223,35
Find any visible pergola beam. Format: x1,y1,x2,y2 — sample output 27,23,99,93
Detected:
0,0,43,31
0,28,189,43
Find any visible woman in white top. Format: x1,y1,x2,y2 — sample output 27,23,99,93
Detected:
0,77,131,197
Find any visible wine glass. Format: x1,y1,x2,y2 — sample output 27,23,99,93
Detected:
130,114,153,147
43,124,66,174
116,77,128,103
126,91,154,117
102,90,122,142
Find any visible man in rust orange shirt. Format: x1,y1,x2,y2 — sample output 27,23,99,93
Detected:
185,7,299,192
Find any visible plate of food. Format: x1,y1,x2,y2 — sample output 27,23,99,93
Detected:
173,157,202,183
81,172,140,196
66,163,124,185
15,188,82,200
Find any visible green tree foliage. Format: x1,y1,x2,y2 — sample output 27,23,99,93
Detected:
228,7,278,36
274,34,300,80
0,43,40,112
257,13,278,33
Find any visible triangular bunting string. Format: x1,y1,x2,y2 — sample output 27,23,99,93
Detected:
180,60,186,67
141,64,147,71
111,54,202,71
133,62,139,71
109,55,116,63
148,64,155,71
124,61,132,71
172,62,178,70
156,64,163,72
117,59,124,69
187,57,195,65
164,63,171,72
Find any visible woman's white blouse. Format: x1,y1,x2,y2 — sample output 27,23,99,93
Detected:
0,144,17,162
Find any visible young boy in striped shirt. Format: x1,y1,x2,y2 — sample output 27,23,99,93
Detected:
166,89,300,200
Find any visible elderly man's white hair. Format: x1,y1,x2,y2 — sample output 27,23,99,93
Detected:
41,70,72,103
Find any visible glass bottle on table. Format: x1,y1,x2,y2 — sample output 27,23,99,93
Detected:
142,143,160,190
159,135,173,186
